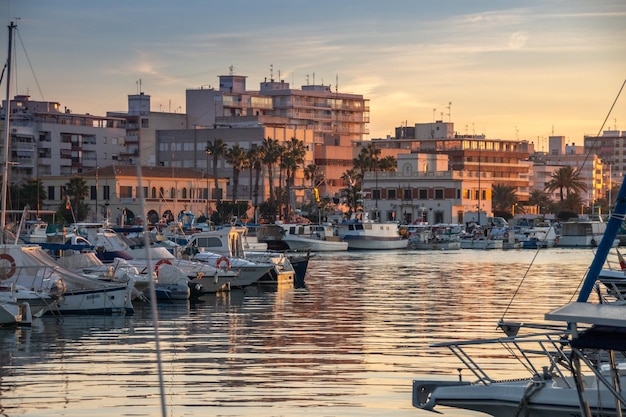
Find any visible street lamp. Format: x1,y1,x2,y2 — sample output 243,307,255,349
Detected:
205,149,212,218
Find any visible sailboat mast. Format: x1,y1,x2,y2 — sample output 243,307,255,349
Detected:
1,21,16,244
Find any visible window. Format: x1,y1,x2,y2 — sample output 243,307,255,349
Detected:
103,185,110,200
90,186,97,200
182,188,187,199
120,186,133,199
171,187,176,198
141,118,149,128
142,187,148,198
418,188,428,199
372,189,381,200
403,188,412,200
387,189,396,199
48,186,55,200
434,188,444,199
151,187,157,199
159,187,164,199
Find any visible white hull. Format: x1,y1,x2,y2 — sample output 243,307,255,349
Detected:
52,283,134,315
283,236,348,252
558,235,619,248
413,378,626,417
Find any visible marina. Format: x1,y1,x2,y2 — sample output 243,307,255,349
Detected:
0,247,597,416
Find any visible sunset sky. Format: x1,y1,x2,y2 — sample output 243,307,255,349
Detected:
2,1,625,147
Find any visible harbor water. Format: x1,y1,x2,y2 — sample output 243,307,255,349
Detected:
0,248,598,416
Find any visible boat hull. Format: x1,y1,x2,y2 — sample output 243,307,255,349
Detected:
283,237,348,252
413,379,626,417
51,285,134,315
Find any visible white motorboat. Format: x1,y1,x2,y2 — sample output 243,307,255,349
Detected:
412,176,626,416
278,223,348,252
186,226,294,285
87,228,244,293
0,244,134,316
333,212,408,250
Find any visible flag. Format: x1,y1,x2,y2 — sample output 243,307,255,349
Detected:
65,195,71,210
618,249,626,271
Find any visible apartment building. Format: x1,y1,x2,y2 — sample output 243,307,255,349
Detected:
1,95,127,184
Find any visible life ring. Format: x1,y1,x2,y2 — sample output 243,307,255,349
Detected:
590,239,597,247
503,232,509,239
0,253,17,280
216,256,231,270
154,259,173,275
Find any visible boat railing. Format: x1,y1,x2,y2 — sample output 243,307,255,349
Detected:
431,329,573,386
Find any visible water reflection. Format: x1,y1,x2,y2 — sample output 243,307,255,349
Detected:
0,248,596,416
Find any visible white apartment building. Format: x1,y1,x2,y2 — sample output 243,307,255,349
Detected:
360,153,493,225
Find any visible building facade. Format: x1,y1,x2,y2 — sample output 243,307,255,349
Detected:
360,153,493,225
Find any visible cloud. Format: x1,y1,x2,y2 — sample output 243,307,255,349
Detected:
508,31,529,49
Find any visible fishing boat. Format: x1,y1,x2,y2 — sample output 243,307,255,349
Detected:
406,224,461,250
412,166,626,416
557,216,619,248
333,211,408,250
278,222,348,252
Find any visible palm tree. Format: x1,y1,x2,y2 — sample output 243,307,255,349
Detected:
63,177,90,221
545,165,588,202
282,138,307,219
341,168,360,215
205,138,227,204
528,189,552,214
248,146,264,216
224,145,247,203
261,137,281,202
491,184,518,213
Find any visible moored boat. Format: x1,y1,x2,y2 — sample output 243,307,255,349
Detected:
278,222,348,252
333,211,407,250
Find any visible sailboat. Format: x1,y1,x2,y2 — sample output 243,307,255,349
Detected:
412,83,626,417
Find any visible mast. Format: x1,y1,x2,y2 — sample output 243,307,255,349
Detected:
1,21,16,244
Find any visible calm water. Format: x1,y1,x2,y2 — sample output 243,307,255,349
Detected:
0,248,598,417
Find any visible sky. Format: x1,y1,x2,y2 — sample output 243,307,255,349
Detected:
1,0,625,147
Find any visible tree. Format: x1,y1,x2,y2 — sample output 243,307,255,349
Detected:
545,165,588,202
340,168,360,215
491,184,518,213
261,137,281,203
205,138,227,204
528,189,553,214
248,146,264,219
225,145,247,203
283,137,307,219
21,179,47,212
59,177,90,222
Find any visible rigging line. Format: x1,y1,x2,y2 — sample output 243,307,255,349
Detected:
134,165,167,417
15,27,44,101
499,244,543,322
574,78,626,177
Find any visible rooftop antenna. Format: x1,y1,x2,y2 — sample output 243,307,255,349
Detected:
432,108,436,122
278,69,281,81
313,72,315,85
270,64,273,81
335,74,338,93
447,101,452,122
229,65,234,75
306,74,309,85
